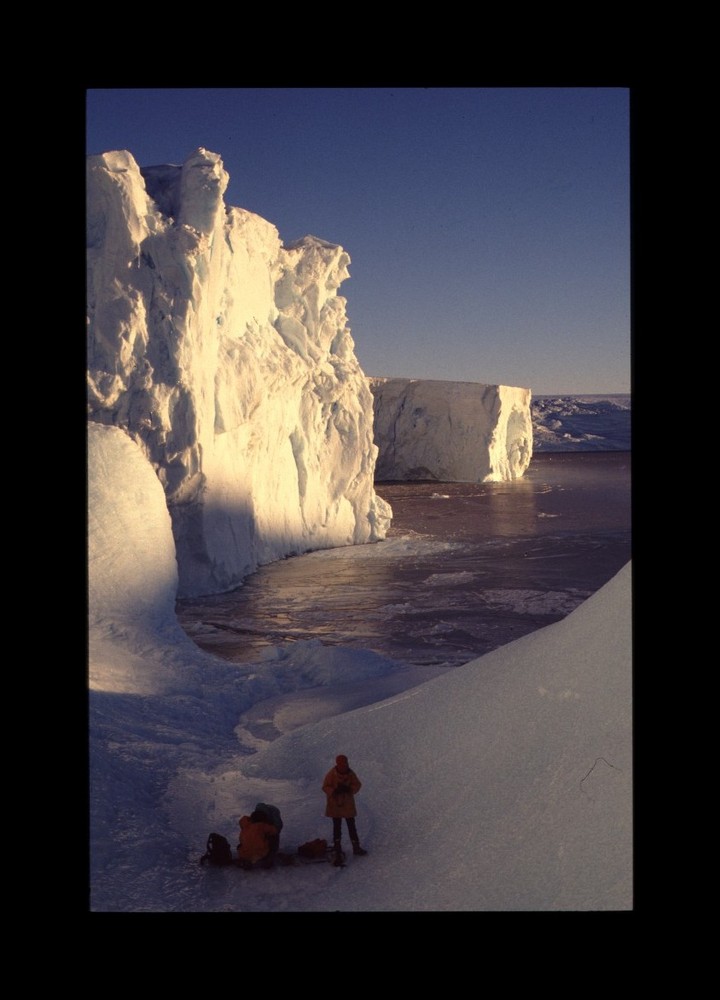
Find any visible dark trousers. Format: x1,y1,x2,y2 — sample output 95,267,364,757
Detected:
332,817,359,844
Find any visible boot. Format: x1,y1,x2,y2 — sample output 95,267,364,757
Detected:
351,840,367,856
333,840,344,867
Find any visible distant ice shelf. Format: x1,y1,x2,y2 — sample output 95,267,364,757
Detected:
531,395,631,452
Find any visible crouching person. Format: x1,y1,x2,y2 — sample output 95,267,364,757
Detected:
253,802,283,858
236,809,280,869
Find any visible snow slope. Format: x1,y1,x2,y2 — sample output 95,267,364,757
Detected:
89,421,631,911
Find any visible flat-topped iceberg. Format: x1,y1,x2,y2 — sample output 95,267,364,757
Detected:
368,377,533,482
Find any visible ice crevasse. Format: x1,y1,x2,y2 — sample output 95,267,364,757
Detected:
87,147,391,598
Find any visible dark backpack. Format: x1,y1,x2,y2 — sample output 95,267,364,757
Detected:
200,832,234,866
254,803,283,832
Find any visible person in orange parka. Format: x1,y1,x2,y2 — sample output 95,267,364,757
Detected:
236,810,279,869
322,754,367,865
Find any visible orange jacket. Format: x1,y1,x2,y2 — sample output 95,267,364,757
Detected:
237,815,278,863
322,766,362,818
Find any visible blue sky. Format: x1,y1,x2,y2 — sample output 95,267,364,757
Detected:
86,87,630,395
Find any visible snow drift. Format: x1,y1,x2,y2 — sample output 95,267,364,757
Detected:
238,560,632,911
369,377,533,482
87,148,391,599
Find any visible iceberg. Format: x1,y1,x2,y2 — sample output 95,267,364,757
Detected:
87,148,391,598
368,377,533,482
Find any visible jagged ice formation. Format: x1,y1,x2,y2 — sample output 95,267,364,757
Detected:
87,148,391,598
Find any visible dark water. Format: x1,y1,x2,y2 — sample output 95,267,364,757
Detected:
176,452,631,668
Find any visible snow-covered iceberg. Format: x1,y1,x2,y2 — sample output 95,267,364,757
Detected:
87,148,391,598
368,377,533,482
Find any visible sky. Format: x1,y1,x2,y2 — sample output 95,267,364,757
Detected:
88,412,632,912
86,87,631,395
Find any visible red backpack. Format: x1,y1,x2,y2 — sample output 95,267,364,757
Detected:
298,838,328,859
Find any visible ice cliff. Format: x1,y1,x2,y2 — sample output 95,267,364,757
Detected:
369,378,533,482
87,148,391,598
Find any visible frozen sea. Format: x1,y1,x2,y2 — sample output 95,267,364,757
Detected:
177,451,631,671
